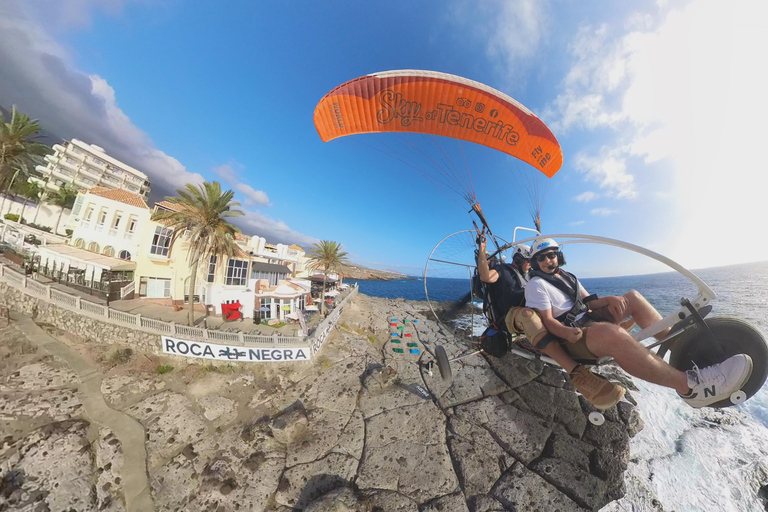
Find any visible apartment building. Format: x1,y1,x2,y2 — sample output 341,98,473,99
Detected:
33,139,151,199
234,234,309,277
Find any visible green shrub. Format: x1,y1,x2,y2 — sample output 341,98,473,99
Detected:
4,213,19,222
157,364,174,374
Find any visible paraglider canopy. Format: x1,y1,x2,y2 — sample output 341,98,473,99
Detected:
314,69,563,178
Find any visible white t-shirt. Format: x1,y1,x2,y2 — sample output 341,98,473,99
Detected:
525,274,587,320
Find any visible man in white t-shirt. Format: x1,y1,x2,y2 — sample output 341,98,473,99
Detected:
477,233,625,410
525,237,753,409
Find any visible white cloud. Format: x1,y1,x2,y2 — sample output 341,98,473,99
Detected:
549,0,768,267
236,210,317,249
212,164,270,207
0,1,203,199
0,0,317,249
574,149,637,199
574,191,598,203
448,0,548,86
590,208,618,216
568,220,586,226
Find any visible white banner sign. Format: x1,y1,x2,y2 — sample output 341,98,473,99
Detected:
162,336,310,362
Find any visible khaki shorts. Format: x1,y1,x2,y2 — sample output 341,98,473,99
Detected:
505,305,622,361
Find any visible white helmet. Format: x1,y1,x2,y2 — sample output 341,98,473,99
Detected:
531,237,559,259
513,244,531,260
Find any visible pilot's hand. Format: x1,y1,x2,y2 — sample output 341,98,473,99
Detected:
476,231,487,253
564,327,582,343
605,295,629,322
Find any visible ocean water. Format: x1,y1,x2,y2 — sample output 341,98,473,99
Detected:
349,260,768,510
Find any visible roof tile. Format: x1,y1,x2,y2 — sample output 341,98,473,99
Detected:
87,187,149,209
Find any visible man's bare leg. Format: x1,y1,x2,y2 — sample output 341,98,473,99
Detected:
586,323,688,393
623,290,670,339
539,342,578,373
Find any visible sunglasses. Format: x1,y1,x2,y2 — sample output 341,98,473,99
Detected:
535,251,558,262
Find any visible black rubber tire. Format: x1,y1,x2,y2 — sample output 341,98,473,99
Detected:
435,345,452,382
669,317,768,408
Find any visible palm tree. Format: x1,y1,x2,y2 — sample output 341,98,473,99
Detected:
16,180,43,224
152,181,243,326
48,184,78,234
0,107,49,196
307,240,349,315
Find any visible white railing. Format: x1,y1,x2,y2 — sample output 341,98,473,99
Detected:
120,281,135,299
175,324,205,340
0,262,310,349
81,300,107,316
140,316,171,333
50,288,78,308
108,309,139,325
25,279,48,297
207,330,241,343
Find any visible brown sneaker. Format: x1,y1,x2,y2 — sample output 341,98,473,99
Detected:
568,365,625,410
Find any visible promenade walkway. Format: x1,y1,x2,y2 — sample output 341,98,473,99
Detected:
12,313,155,512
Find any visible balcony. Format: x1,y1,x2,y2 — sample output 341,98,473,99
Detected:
95,223,105,233
79,165,103,179
124,231,135,240
109,228,118,237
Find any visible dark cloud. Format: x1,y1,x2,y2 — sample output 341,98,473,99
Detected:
0,0,316,248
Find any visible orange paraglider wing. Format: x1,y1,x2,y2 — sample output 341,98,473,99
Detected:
313,69,562,177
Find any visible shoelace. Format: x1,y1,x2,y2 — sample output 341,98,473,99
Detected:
688,361,726,387
573,368,606,394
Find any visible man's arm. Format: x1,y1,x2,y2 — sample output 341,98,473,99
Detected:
476,234,499,283
536,307,583,343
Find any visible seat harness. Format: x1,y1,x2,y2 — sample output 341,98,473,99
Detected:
528,268,596,327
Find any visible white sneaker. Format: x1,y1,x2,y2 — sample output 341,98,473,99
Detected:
679,354,753,408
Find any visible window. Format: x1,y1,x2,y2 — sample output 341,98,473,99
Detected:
74,238,85,248
97,208,108,226
88,242,100,253
150,226,172,256
71,195,84,217
260,298,272,320
102,246,115,257
127,216,137,233
118,250,131,260
112,213,122,229
65,157,77,165
71,146,83,155
207,255,217,283
225,259,248,286
92,157,104,166
142,277,171,298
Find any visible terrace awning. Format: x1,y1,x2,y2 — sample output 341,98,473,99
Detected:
36,244,136,271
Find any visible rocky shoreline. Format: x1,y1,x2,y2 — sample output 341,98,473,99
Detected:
0,293,644,511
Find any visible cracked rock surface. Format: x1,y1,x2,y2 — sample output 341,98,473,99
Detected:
0,294,641,511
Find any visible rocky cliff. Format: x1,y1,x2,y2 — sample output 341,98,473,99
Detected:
0,294,641,511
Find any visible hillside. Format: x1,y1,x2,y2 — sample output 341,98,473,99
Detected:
336,262,412,281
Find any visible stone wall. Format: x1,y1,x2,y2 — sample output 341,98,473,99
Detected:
0,282,161,354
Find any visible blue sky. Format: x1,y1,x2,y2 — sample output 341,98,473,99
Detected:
2,0,766,278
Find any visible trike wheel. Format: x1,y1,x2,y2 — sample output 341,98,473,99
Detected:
669,317,768,408
435,345,452,382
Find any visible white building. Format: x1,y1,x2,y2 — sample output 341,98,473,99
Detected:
235,234,309,277
33,139,150,199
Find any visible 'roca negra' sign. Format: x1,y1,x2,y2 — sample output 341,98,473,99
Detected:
162,336,310,362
